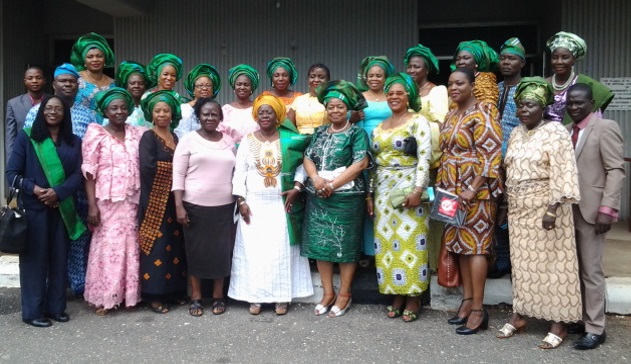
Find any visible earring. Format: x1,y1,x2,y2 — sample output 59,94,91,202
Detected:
406,101,410,107
271,81,275,88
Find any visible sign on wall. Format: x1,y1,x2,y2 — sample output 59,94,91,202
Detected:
601,78,631,111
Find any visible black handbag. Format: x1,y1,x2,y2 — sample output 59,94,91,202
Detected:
402,136,417,156
0,176,27,254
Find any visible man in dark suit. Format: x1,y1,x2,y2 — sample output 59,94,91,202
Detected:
4,66,48,161
566,83,625,350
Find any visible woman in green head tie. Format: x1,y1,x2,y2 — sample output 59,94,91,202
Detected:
368,73,432,322
544,31,613,124
70,32,116,110
498,77,582,349
219,64,261,143
174,63,222,139
145,53,184,99
452,40,500,105
83,87,146,316
301,80,370,318
138,90,188,314
262,57,303,107
112,61,152,128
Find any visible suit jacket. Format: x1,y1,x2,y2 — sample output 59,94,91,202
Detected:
4,93,49,160
569,115,626,224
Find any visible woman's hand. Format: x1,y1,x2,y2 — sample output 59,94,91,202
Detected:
176,205,189,228
312,176,327,191
239,203,252,225
403,192,422,209
319,181,335,199
366,197,374,218
87,204,101,226
458,189,476,210
349,110,364,124
39,188,59,207
542,214,556,231
281,188,300,213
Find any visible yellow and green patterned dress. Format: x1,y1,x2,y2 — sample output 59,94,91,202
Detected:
371,114,432,295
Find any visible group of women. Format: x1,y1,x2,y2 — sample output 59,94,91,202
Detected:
6,30,615,350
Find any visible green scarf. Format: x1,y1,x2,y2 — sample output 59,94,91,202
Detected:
278,119,312,245
562,74,615,125
25,128,86,240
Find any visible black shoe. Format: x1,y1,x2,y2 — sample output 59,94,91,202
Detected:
23,318,52,328
45,312,70,322
567,322,585,334
447,297,472,325
574,331,606,350
456,308,489,335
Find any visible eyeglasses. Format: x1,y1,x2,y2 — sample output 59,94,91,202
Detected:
44,106,63,113
194,84,213,89
386,91,409,97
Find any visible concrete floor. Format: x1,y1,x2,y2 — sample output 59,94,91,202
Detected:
604,222,631,277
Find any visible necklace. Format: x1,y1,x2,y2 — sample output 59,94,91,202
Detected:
258,130,278,142
552,70,575,91
419,82,431,90
330,120,350,133
503,77,522,88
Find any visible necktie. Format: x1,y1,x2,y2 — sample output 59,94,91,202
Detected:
571,125,580,149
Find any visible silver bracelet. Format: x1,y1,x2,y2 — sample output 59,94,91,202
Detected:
467,185,477,193
293,185,302,192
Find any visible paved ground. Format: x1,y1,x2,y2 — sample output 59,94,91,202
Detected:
0,288,629,364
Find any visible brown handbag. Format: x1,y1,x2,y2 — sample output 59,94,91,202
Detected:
437,242,461,288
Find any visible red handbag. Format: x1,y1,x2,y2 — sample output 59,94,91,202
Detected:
437,242,461,288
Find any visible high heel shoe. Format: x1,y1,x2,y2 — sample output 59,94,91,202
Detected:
447,297,472,325
328,293,352,318
456,308,489,335
314,292,336,316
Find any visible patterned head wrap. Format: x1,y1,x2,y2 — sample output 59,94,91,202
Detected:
116,61,151,88
69,32,115,71
451,40,499,72
546,31,587,60
500,37,526,60
141,90,182,128
228,64,260,91
317,80,368,111
147,53,184,86
514,77,554,107
54,63,79,79
252,94,286,126
266,57,298,86
94,87,135,117
404,44,440,75
384,73,421,112
184,63,221,98
357,56,395,91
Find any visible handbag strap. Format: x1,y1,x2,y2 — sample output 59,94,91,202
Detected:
7,175,23,210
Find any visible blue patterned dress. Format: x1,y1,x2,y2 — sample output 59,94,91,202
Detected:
25,103,98,295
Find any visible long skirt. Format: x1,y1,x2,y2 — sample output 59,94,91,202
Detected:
84,200,140,309
66,188,92,295
301,192,364,263
183,202,233,279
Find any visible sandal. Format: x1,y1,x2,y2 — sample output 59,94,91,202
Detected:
328,293,352,318
314,293,336,316
539,332,564,349
402,309,419,323
275,302,289,316
95,307,109,316
189,300,203,317
496,323,526,339
151,302,169,314
249,303,262,315
211,298,226,315
386,305,403,318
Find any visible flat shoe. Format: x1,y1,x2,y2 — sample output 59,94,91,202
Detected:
249,303,262,315
314,294,336,316
496,323,525,339
328,297,352,318
211,298,226,315
95,308,109,316
386,305,403,319
539,332,563,349
45,312,70,322
150,303,169,314
23,318,52,328
189,300,204,317
573,332,606,350
275,302,289,316
402,309,419,323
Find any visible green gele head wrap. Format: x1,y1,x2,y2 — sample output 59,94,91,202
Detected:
141,90,182,129
500,37,526,60
147,53,184,85
451,40,499,72
384,73,421,112
357,56,395,91
514,76,554,107
70,32,115,71
317,80,368,111
116,61,152,89
228,64,260,91
94,87,135,118
184,63,221,98
266,57,298,86
404,44,440,75
546,31,587,61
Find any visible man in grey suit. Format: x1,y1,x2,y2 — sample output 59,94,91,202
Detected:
4,66,48,161
566,83,625,350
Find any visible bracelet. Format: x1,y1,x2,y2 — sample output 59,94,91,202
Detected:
238,200,247,206
293,185,302,192
467,185,477,193
545,211,557,218
412,187,424,195
327,182,334,190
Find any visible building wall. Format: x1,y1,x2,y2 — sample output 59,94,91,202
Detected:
562,0,631,220
114,0,418,104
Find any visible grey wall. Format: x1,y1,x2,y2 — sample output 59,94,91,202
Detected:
114,0,418,104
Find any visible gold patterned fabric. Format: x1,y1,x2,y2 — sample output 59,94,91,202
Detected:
138,161,172,255
474,72,499,105
504,121,582,322
248,136,282,188
437,102,502,255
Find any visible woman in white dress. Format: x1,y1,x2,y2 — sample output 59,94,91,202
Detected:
229,94,313,315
